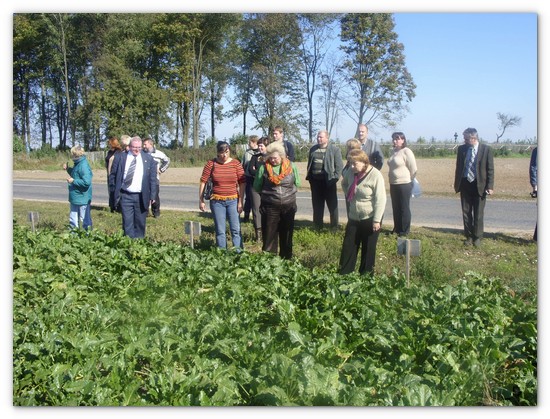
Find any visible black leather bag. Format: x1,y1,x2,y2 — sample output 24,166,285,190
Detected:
202,160,215,200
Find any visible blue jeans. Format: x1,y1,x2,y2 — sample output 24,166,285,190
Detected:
69,201,92,230
210,198,242,249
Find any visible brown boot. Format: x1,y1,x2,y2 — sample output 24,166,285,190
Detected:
255,228,262,243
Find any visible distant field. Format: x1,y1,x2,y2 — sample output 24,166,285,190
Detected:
13,157,532,199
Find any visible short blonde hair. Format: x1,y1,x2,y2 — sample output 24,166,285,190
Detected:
120,135,131,147
346,138,362,152
70,145,85,158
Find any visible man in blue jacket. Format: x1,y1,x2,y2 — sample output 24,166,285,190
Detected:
109,136,158,238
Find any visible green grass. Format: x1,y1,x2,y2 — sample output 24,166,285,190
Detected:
12,199,537,301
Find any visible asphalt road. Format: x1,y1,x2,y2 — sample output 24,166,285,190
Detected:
13,179,537,235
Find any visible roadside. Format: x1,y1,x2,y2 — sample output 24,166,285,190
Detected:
13,158,532,200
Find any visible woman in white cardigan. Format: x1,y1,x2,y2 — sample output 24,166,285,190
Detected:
387,132,417,237
339,150,387,276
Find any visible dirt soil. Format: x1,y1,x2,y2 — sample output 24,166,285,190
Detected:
13,158,531,200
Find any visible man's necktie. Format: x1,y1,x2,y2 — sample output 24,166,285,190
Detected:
466,147,476,183
124,156,137,188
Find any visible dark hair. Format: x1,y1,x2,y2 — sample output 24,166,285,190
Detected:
257,136,270,147
463,128,478,138
391,131,408,147
216,141,230,153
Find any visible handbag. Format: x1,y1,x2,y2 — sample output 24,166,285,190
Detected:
202,159,215,200
411,177,422,198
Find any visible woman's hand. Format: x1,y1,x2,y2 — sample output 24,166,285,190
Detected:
373,222,381,232
199,200,206,212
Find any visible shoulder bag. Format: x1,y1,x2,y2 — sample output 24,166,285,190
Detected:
202,159,215,200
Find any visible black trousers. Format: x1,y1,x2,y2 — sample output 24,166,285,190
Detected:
459,178,486,240
390,182,413,235
309,178,339,228
260,202,297,259
244,176,253,217
339,218,380,275
150,179,161,215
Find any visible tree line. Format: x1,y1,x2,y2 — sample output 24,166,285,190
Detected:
13,13,416,152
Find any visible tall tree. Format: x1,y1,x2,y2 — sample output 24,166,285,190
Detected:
13,14,44,152
243,13,303,139
496,112,522,143
297,13,339,141
339,13,416,133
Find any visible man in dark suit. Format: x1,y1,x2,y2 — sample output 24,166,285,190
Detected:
109,136,158,238
453,128,494,247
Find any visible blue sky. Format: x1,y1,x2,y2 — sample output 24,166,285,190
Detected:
386,12,538,143
216,12,538,144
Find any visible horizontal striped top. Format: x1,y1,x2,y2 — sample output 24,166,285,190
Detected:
200,159,246,199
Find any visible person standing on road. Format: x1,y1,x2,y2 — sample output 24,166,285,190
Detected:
305,129,343,229
63,145,93,231
529,146,537,241
272,125,295,162
343,138,362,215
387,132,417,237
357,123,384,170
453,127,494,247
247,136,269,242
199,141,246,250
109,136,158,238
339,150,386,275
241,135,259,223
105,136,123,212
143,137,170,218
253,141,300,259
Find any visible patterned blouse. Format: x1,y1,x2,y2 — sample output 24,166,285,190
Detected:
200,159,246,200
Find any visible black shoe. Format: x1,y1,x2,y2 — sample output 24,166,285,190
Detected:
463,238,473,246
473,239,481,247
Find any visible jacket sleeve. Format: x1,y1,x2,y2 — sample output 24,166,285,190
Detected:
529,147,537,187
485,146,495,191
334,146,343,179
158,151,170,173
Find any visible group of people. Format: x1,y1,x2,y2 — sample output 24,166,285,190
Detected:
64,135,170,239
197,124,412,276
64,124,525,277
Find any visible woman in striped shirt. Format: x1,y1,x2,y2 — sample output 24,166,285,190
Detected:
199,141,246,250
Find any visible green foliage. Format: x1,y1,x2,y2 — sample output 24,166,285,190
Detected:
12,224,537,406
13,135,25,153
12,200,538,299
339,13,416,127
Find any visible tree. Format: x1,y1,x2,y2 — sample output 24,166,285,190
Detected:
297,13,340,141
496,112,522,143
319,58,344,138
13,14,43,152
242,13,303,139
339,13,416,133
